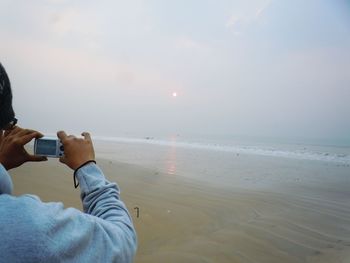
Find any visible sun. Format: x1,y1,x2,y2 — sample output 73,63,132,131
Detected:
172,92,177,97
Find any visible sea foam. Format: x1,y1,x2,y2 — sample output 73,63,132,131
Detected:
94,136,350,166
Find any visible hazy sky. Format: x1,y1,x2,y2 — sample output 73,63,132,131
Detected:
1,0,349,143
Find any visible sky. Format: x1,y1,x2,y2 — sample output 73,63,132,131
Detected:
0,0,349,144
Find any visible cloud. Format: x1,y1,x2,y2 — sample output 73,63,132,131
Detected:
225,15,240,29
225,0,272,34
0,33,182,97
225,15,244,35
255,0,272,17
48,8,98,38
174,37,207,51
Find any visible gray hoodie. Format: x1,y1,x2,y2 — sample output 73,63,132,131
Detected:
0,163,137,262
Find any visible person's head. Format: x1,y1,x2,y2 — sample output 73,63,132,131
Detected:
0,63,17,130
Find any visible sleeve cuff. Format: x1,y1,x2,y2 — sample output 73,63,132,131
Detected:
0,163,13,195
75,162,107,193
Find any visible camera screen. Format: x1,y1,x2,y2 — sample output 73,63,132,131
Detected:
36,139,57,155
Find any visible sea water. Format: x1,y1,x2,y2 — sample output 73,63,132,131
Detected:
92,135,350,191
94,135,350,166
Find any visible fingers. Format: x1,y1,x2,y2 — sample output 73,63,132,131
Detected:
22,129,43,138
82,132,91,141
7,126,22,136
27,155,48,162
57,131,68,141
59,156,67,164
19,131,43,145
4,129,12,137
6,127,43,139
3,127,44,146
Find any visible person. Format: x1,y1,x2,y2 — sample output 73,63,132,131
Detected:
0,62,137,262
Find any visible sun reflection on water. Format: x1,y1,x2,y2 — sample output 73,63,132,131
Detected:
165,136,177,175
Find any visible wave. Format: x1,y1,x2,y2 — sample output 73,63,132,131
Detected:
94,136,350,166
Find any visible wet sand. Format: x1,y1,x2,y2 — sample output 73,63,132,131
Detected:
9,153,350,263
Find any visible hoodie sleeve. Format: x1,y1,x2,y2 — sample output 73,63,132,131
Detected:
0,163,13,195
44,162,137,263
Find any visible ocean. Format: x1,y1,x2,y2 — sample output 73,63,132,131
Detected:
94,135,350,165
93,135,350,192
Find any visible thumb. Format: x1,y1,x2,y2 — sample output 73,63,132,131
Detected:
59,156,67,164
28,155,48,162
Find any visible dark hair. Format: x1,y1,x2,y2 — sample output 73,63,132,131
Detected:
0,63,15,129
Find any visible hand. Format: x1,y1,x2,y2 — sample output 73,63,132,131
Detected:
0,127,48,170
57,131,95,170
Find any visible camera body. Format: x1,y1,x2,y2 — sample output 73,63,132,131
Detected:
34,137,64,158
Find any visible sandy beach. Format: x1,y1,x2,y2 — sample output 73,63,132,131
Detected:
9,143,350,263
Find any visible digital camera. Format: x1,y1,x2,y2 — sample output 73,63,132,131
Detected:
34,137,64,158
